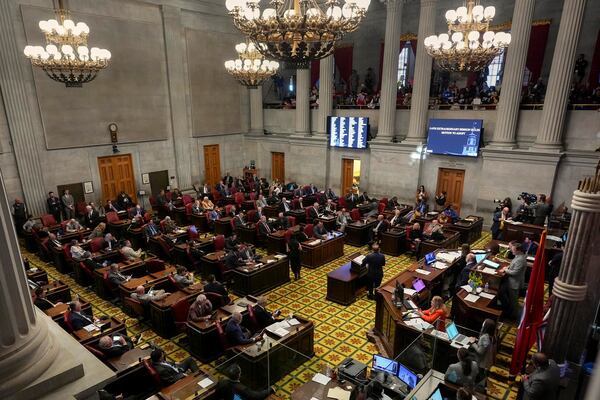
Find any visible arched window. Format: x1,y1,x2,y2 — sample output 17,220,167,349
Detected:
486,49,505,88
397,44,411,87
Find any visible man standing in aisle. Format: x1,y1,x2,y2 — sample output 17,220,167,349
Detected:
362,243,386,300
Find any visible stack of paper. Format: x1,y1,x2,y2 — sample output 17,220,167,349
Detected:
482,267,497,275
480,292,495,300
437,251,461,263
464,294,480,303
84,324,99,332
266,321,291,337
433,261,448,270
461,284,473,292
274,254,286,259
288,318,301,326
311,373,331,385
327,387,351,400
309,240,321,246
353,255,366,264
415,268,431,275
198,377,213,388
403,288,416,296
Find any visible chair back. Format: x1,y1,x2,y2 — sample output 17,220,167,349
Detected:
315,192,323,203
212,190,222,202
204,291,224,308
284,229,293,243
39,238,51,261
127,207,136,217
247,210,257,223
60,220,69,231
145,259,165,273
225,204,234,215
171,297,191,325
337,197,347,209
230,186,238,195
249,192,257,200
182,194,193,205
124,296,145,318
185,203,194,217
165,191,172,201
247,304,259,331
230,218,236,230
142,358,163,388
234,192,245,206
76,201,88,216
304,207,312,221
144,212,152,223
149,196,157,208
105,211,119,223
351,208,361,221
214,320,231,351
63,244,73,262
79,261,94,280
63,310,74,332
304,224,314,238
168,274,183,291
103,270,118,294
378,202,386,214
90,237,105,253
380,197,389,205
288,216,296,226
291,199,300,210
214,235,225,251
85,344,106,360
41,214,57,227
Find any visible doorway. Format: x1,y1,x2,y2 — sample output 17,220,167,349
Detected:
149,170,169,196
435,168,465,214
57,183,85,205
271,152,285,182
341,158,361,196
203,144,221,186
97,154,137,204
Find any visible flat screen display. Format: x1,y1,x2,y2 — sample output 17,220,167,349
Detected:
328,116,369,149
426,118,483,157
412,278,426,293
428,388,443,400
372,354,398,375
425,251,436,265
397,363,418,389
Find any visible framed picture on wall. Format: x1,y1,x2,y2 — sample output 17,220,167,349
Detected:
142,173,150,184
84,181,94,194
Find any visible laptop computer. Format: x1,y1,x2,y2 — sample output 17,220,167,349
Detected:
372,354,398,375
412,278,426,293
475,253,487,263
482,259,501,269
397,363,418,390
425,251,436,265
446,322,471,346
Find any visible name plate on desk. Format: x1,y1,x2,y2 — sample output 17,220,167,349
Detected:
415,269,431,275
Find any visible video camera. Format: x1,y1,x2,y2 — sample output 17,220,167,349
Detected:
517,192,537,205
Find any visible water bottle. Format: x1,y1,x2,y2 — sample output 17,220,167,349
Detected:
484,282,489,293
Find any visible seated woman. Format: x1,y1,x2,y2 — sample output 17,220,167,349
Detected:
187,294,213,322
88,222,106,239
418,295,448,331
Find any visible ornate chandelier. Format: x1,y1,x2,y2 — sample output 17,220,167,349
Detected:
424,0,510,72
225,41,280,88
225,0,371,67
23,0,111,87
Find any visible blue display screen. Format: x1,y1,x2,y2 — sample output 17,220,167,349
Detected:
328,116,369,149
426,119,483,157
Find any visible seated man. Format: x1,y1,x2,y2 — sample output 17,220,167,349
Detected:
65,218,83,233
308,202,320,221
522,235,538,256
70,239,91,261
34,287,60,311
225,233,241,251
186,240,205,259
129,204,145,219
103,233,118,251
131,285,168,304
191,199,203,215
174,266,194,287
225,312,262,345
233,211,246,229
324,199,337,215
424,219,444,240
120,239,142,260
274,212,290,230
257,216,273,240
313,220,329,239
188,294,213,322
223,249,241,270
456,253,477,289
387,196,401,210
104,200,120,213
253,297,282,328
255,194,268,208
204,274,232,305
108,263,130,286
156,190,174,212
151,347,199,386
369,214,390,243
389,209,403,227
336,208,351,232
237,244,257,264
215,364,273,400
68,301,95,330
161,216,177,234
325,187,337,201
83,252,106,270
48,232,62,250
83,205,99,228
144,220,161,241
98,334,139,358
201,196,214,210
207,209,220,229
279,198,292,213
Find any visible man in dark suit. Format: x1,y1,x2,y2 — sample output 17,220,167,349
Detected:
129,204,145,219
308,202,320,222
313,221,328,239
34,287,57,311
522,352,560,400
274,212,290,230
253,297,281,328
358,191,373,204
369,214,390,243
346,192,358,210
144,220,161,241
224,250,241,270
82,205,99,228
280,198,292,213
234,212,246,229
257,216,273,240
151,348,199,385
455,253,477,289
98,334,138,358
204,274,231,304
214,364,273,400
225,312,262,345
103,233,118,251
68,301,94,330
225,233,241,251
47,191,61,223
362,244,386,299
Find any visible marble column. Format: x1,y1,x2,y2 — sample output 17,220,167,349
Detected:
249,86,264,135
0,171,59,396
0,1,47,216
162,5,192,188
295,67,311,136
543,170,600,363
533,0,587,150
489,0,535,147
317,55,334,135
404,0,437,143
377,0,404,142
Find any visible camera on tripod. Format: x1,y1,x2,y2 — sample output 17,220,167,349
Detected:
517,192,537,205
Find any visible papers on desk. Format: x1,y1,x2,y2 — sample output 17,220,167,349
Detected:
288,318,301,326
482,259,500,269
327,387,351,400
403,288,416,296
254,263,264,268
312,373,331,385
547,235,563,242
460,285,472,292
415,268,431,275
353,255,366,264
480,292,495,300
198,377,213,388
481,267,497,275
432,261,448,270
273,254,286,259
431,330,449,341
405,319,433,331
266,320,291,337
308,240,321,246
506,220,522,225
83,324,99,332
464,294,480,303
436,251,461,263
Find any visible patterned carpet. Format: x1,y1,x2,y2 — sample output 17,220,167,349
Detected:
23,232,525,399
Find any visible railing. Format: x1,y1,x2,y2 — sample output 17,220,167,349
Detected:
263,102,600,111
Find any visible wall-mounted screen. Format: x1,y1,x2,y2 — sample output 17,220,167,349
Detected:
426,118,483,157
328,116,369,149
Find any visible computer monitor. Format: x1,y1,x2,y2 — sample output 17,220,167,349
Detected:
475,253,487,263
425,251,436,265
397,363,418,390
371,354,398,375
428,387,443,400
412,278,426,293
446,322,459,340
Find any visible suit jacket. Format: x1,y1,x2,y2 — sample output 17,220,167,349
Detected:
456,262,477,288
83,211,99,228
308,207,319,220
47,197,61,213
373,219,390,233
362,252,386,278
389,215,402,227
275,216,290,230
225,237,240,251
153,362,184,385
145,224,160,239
108,271,127,286
505,254,527,290
204,281,229,300
258,221,272,237
313,224,328,237
70,311,94,330
256,199,268,208
234,215,246,228
214,378,271,400
34,297,54,311
225,319,253,345
84,258,103,270
279,201,291,213
129,208,145,219
253,305,276,328
523,360,560,400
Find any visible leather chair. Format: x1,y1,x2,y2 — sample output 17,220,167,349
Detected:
284,229,293,244
149,196,158,211
214,235,225,251
60,220,70,231
63,310,74,332
90,237,105,253
337,197,347,209
186,247,201,271
246,304,260,332
249,192,257,201
124,296,146,319
380,197,389,206
85,344,106,361
351,208,361,221
142,358,163,388
105,211,119,224
103,271,119,299
215,320,235,352
79,261,95,285
76,202,88,217
38,238,52,262
304,224,314,238
288,216,296,226
234,192,245,208
127,207,136,218
168,274,185,291
171,297,190,335
41,214,57,227
185,203,194,219
405,225,418,257
378,202,386,214
304,207,313,223
291,199,301,210
204,292,224,309
246,210,257,223
145,259,166,274
182,194,193,205
187,226,199,240
224,204,234,215
144,212,152,223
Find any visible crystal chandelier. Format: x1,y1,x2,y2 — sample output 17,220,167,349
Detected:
225,0,371,68
23,0,111,87
225,41,280,88
424,0,511,72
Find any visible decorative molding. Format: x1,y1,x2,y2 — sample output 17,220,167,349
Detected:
481,147,564,165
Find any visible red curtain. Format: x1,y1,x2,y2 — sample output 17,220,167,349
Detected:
525,23,550,83
588,28,600,86
311,60,320,87
334,46,353,86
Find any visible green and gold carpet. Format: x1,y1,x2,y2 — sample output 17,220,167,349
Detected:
22,232,524,399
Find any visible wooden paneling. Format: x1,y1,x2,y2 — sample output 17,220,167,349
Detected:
203,145,221,186
435,168,465,214
98,154,137,204
271,152,285,182
341,159,355,197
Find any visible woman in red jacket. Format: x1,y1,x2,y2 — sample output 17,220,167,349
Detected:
418,296,448,331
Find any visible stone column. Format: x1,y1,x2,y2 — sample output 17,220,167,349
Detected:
317,55,334,135
161,5,192,188
0,1,47,216
0,170,59,396
249,86,264,135
533,0,587,150
543,167,600,363
489,0,535,147
377,0,404,142
404,0,437,143
295,67,311,135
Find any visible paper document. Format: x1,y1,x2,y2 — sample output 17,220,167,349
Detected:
483,259,500,269
482,267,497,275
273,328,289,337
198,378,213,388
432,330,449,340
403,288,416,296
464,294,480,303
433,261,448,270
480,292,495,300
461,285,473,292
353,255,366,264
415,268,431,275
546,235,563,242
312,373,331,385
274,254,286,259
83,324,98,332
309,240,321,246
288,318,301,326
327,387,351,400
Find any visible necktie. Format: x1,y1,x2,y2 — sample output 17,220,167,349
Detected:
376,221,382,231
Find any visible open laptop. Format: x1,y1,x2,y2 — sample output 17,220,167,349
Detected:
475,253,487,264
446,322,471,346
412,278,426,293
397,363,418,390
425,251,436,265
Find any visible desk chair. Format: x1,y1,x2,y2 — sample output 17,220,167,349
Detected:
204,292,225,309
79,261,95,287
182,194,193,205
214,235,225,251
38,238,52,262
90,237,105,253
247,209,257,223
350,208,361,221
304,224,314,238
337,197,347,209
103,271,120,301
234,192,245,208
85,344,106,361
168,274,186,291
185,203,194,223
249,192,257,201
41,214,57,227
124,296,146,320
288,216,296,226
246,304,260,332
145,259,165,274
63,310,74,333
142,358,163,388
105,211,119,224
224,204,234,216
171,298,191,343
378,202,386,214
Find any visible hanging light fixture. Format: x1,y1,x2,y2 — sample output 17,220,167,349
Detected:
225,0,371,68
23,0,111,87
225,41,280,88
424,0,510,72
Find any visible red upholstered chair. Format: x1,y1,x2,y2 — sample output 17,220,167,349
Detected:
288,216,296,226
225,204,234,215
142,358,163,388
230,186,238,195
165,192,172,201
145,259,166,273
351,208,361,221
230,218,236,231
304,224,314,238
168,274,185,291
155,238,173,260
149,196,158,210
171,298,191,334
247,210,257,223
212,190,222,203
79,261,95,283
246,304,260,332
215,320,235,352
63,310,74,333
291,199,300,210
41,214,57,227
378,202,386,214
249,192,257,200
127,207,136,217
85,344,106,361
337,197,347,209
185,203,194,217
315,193,323,203
105,211,119,224
159,218,167,231
103,271,119,299
186,247,201,271
234,192,245,207
284,229,293,244
63,245,73,266
124,296,145,319
182,194,193,205
405,225,418,256
90,237,105,253
144,212,152,223
204,292,224,309
60,220,69,231
380,197,389,206
304,207,313,223
214,235,225,251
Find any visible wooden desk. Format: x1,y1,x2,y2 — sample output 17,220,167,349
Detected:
291,371,356,400
214,217,233,237
326,258,368,305
51,245,72,274
380,228,406,256
451,289,502,331
94,259,149,299
267,225,300,254
172,238,215,269
107,347,152,375
118,271,175,302
418,231,461,259
502,221,546,242
150,287,203,338
157,371,217,400
445,215,484,244
237,224,257,245
318,215,337,231
108,219,132,237
199,251,226,280
45,299,92,323
263,205,280,219
301,233,345,269
191,213,209,233
34,280,71,303
232,255,290,296
56,229,91,243
173,206,188,225
72,317,126,345
344,217,377,246
27,268,48,284
358,203,373,215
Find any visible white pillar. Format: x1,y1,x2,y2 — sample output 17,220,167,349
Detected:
489,0,535,148
295,68,311,135
377,0,404,141
404,0,437,143
317,55,334,135
534,0,587,150
249,86,264,135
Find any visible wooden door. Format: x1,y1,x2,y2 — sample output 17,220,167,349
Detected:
98,154,137,204
271,152,285,182
149,170,169,196
203,145,221,186
341,158,355,197
435,168,465,214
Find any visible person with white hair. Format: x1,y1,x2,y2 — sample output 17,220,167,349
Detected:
120,239,142,260
188,294,213,322
225,312,262,345
130,285,168,304
161,216,177,234
98,333,139,357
